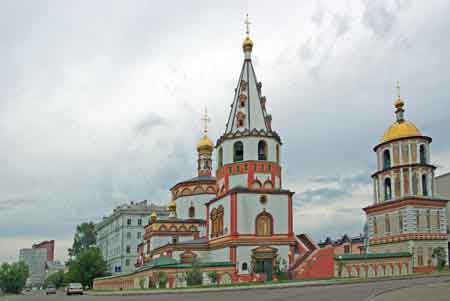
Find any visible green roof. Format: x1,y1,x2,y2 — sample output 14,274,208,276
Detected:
335,252,411,261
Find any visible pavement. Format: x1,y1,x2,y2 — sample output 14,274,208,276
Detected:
1,274,450,301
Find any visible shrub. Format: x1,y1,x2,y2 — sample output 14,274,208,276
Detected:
432,247,447,272
158,271,168,288
207,272,218,284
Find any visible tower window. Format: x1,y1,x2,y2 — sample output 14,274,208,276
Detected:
384,178,392,201
242,262,248,271
276,144,280,164
383,149,391,169
422,174,428,196
189,206,195,218
233,141,244,162
218,148,223,168
385,214,390,233
258,140,267,160
419,145,427,164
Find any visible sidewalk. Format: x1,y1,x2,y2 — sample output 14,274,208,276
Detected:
88,272,450,296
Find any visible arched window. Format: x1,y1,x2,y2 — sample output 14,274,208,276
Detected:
384,178,392,201
233,141,244,162
189,206,195,218
242,262,248,271
419,145,427,164
210,206,224,238
258,140,267,161
218,148,223,168
383,149,391,169
255,211,273,236
276,144,280,164
422,174,428,196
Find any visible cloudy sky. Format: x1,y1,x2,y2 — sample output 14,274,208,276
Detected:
1,0,450,263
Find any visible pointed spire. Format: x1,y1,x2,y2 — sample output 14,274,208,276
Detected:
394,81,405,122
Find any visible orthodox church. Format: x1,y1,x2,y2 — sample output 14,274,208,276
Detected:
93,18,448,290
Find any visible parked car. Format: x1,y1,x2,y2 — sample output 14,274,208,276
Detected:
65,283,83,295
46,285,56,295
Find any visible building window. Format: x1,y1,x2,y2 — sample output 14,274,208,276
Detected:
233,141,244,162
189,206,195,218
242,262,248,271
383,149,391,169
399,212,403,232
437,211,441,231
373,216,378,235
218,148,223,168
210,206,224,238
417,247,423,266
127,232,131,240
426,209,431,231
260,195,268,205
255,211,273,236
244,163,248,171
344,245,350,254
276,144,280,164
127,218,132,225
137,232,141,239
384,178,392,201
236,165,241,173
416,210,420,231
258,140,267,160
138,218,142,225
385,214,390,233
126,246,131,254
125,259,130,266
422,174,428,196
172,236,178,244
419,145,427,164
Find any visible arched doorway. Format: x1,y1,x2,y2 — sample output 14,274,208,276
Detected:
251,246,278,281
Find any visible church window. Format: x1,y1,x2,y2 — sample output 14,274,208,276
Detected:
422,174,428,196
276,144,280,164
234,141,244,162
384,178,392,201
399,212,403,232
172,236,178,244
258,140,268,160
218,148,223,168
416,210,420,231
210,206,224,238
344,245,350,254
189,206,195,218
417,247,423,265
236,112,246,128
236,165,241,173
373,217,378,235
412,173,419,195
385,214,390,233
419,145,427,164
255,211,273,236
242,262,248,271
383,149,391,169
228,166,233,174
426,209,431,230
170,225,177,232
239,94,247,108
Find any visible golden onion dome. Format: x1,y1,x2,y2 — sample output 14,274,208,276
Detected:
381,120,421,143
150,210,158,222
168,200,177,211
196,134,214,152
243,36,253,51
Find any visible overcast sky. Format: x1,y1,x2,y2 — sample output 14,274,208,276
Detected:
1,0,450,263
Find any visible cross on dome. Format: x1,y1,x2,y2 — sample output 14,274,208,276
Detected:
201,107,210,134
245,14,251,36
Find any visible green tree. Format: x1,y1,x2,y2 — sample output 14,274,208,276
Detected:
0,261,29,294
65,247,107,289
68,222,97,258
44,270,65,289
157,271,168,288
432,247,447,272
207,272,218,284
186,260,203,286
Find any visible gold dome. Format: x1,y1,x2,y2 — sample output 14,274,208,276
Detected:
150,210,158,222
243,36,253,51
197,134,213,152
381,120,421,143
168,200,177,211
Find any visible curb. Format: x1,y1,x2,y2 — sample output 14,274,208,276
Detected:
87,273,450,297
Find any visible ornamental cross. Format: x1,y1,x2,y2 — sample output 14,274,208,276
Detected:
396,80,401,99
201,107,210,134
245,14,251,35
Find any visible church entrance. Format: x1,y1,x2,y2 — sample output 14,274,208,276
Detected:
251,246,278,282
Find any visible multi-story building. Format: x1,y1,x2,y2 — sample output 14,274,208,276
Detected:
95,200,168,275
19,248,47,288
32,240,55,262
435,172,450,264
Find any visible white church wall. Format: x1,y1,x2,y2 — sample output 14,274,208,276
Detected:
196,248,229,262
150,236,171,250
236,193,288,234
220,137,280,165
176,194,212,220
229,174,247,188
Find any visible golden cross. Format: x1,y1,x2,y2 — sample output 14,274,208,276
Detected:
396,80,401,99
245,14,251,35
201,107,210,134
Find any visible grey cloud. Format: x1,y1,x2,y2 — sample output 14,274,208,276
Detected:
297,187,350,205
134,113,166,134
333,14,351,37
361,0,411,37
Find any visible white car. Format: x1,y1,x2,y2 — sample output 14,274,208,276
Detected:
66,283,83,295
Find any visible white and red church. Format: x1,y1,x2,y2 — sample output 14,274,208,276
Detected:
93,18,448,290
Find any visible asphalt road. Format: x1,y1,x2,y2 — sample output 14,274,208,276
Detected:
2,275,450,301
